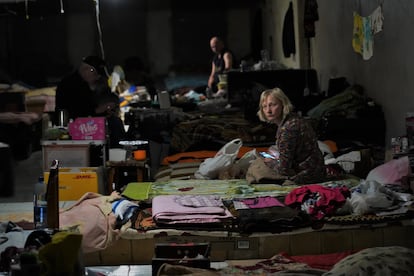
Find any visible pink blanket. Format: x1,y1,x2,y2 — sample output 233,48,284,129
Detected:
152,195,234,225
59,192,121,253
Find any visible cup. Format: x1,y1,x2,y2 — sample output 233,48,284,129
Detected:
218,74,227,83
133,150,146,161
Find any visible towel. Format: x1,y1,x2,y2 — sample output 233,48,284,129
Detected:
121,182,152,200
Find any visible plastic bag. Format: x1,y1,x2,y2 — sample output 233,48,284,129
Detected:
194,138,242,179
236,149,257,171
366,156,411,184
245,157,288,184
218,149,257,180
350,180,395,215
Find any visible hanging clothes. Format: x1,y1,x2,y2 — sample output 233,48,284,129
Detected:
352,12,364,56
282,1,296,58
370,5,384,34
352,6,384,60
304,0,319,38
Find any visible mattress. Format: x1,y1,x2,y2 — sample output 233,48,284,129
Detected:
2,178,413,267
1,201,413,267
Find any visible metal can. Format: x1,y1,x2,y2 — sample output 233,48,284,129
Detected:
402,137,409,152
391,137,401,154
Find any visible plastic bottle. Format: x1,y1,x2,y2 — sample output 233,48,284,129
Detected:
391,137,401,154
33,176,47,229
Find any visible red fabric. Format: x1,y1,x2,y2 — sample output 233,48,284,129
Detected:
238,146,269,157
280,250,357,270
161,146,269,165
161,150,216,165
284,184,350,220
285,184,349,207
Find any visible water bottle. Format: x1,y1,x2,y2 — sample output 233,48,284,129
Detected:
33,176,47,229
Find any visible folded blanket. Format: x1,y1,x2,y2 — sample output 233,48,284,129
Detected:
152,195,233,225
121,182,152,200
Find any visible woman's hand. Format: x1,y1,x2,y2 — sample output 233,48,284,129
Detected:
95,102,117,116
262,157,280,171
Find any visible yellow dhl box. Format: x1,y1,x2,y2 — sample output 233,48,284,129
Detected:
44,167,100,201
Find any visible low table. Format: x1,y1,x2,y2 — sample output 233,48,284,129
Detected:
106,160,149,192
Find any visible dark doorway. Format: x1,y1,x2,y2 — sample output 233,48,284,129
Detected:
171,0,227,72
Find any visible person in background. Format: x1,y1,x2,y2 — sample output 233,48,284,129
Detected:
257,87,326,184
123,56,156,97
207,36,235,93
56,55,109,119
55,55,126,147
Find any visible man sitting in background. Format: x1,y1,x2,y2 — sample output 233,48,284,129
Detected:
55,55,126,148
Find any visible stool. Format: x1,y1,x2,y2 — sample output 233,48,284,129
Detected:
106,160,149,192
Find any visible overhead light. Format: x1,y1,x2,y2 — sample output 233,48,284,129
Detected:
60,0,64,13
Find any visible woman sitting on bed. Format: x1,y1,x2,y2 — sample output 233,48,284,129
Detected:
257,87,326,184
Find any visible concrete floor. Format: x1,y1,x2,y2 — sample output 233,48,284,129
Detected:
0,146,156,203
1,150,43,203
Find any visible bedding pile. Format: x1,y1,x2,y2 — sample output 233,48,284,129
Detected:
152,195,234,229
1,155,413,257
157,246,414,275
170,113,277,153
222,196,309,233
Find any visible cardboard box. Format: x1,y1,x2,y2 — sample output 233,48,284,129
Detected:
44,167,100,201
68,117,106,140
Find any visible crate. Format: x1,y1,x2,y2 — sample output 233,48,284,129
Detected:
44,167,101,201
152,243,211,276
42,143,90,170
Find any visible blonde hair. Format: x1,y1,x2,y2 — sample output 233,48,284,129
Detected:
257,87,294,122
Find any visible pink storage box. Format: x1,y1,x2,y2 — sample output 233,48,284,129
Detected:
69,117,106,140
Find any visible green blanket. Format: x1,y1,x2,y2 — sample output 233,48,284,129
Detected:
122,178,360,201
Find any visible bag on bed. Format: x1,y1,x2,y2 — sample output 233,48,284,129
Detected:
194,138,242,179
246,157,288,184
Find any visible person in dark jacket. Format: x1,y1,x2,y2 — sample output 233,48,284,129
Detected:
55,56,126,147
